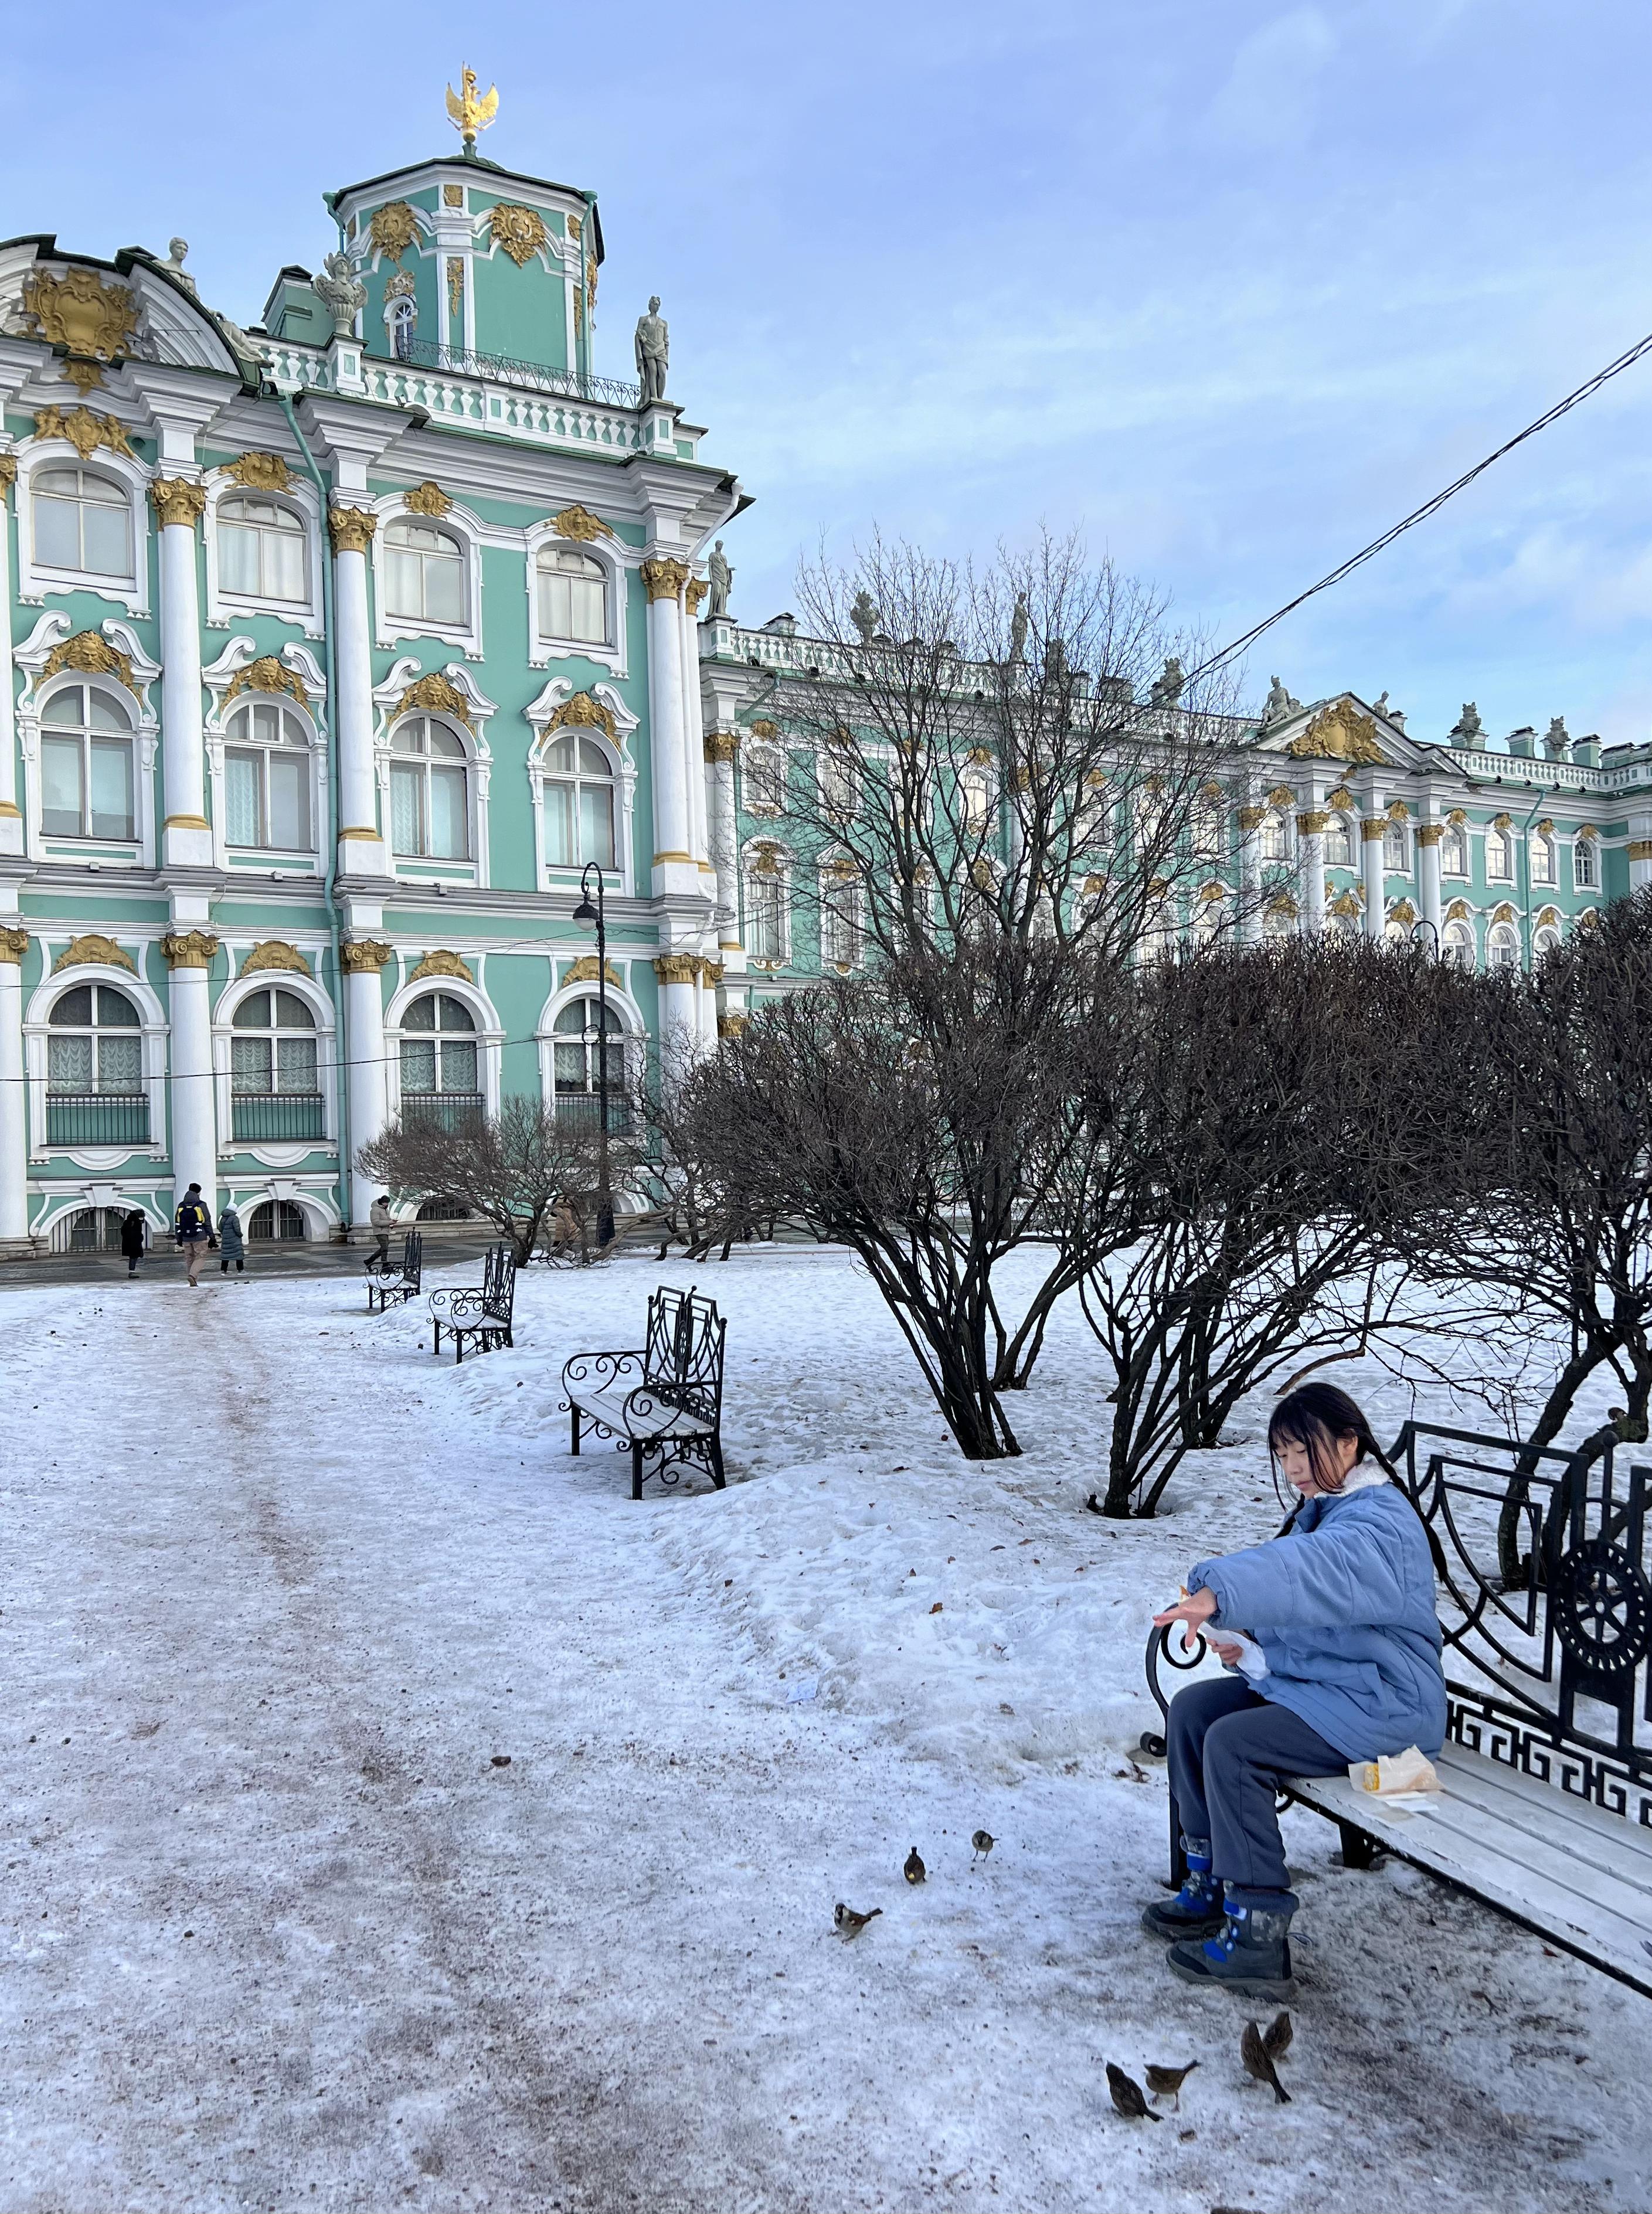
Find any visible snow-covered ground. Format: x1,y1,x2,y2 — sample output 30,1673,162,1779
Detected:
2,1245,1648,2213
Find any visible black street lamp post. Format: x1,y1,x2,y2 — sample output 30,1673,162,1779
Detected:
572,862,615,1247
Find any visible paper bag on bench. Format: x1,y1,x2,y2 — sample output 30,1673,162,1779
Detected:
1347,1746,1441,1818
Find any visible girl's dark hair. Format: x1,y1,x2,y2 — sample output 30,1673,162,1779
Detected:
1267,1382,1395,1497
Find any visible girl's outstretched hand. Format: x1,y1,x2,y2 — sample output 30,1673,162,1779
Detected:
1153,1586,1218,1655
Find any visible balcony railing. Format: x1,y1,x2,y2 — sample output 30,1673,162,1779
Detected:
396,338,642,408
232,1094,326,1144
45,1093,149,1147
554,1092,633,1135
401,1092,485,1132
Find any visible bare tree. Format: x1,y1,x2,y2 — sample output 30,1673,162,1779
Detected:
356,1097,634,1265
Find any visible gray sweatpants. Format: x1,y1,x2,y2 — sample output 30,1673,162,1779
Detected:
1167,1675,1345,1906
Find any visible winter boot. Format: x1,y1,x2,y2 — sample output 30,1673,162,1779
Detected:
1140,1839,1225,1940
1165,1888,1296,2000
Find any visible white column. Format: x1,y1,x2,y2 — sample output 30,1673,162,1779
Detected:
642,559,698,895
706,731,740,940
0,456,21,859
1418,823,1443,940
164,932,218,1207
154,480,212,869
1297,811,1327,937
0,926,28,1245
342,940,391,1225
331,509,386,873
1361,818,1386,938
682,582,713,885
1630,819,1652,893
1237,805,1264,943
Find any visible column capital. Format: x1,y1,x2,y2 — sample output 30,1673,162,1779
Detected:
703,731,740,763
1629,841,1652,863
654,953,699,984
1361,817,1386,841
684,577,709,615
1416,823,1443,848
150,477,207,530
0,454,15,495
341,937,395,973
161,930,219,970
329,506,379,555
1296,810,1329,836
716,1013,748,1038
0,926,26,964
641,556,691,603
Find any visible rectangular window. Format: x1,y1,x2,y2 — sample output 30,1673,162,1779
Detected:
385,546,423,620
89,740,134,839
747,874,783,963
553,1040,587,1094
546,782,576,866
231,1037,273,1094
579,784,616,869
277,1036,319,1093
219,523,261,597
41,737,83,836
225,751,261,845
46,1034,92,1091
268,752,309,849
400,1039,437,1093
82,501,130,577
429,766,468,859
266,529,305,603
34,494,82,571
97,1036,142,1091
390,763,424,855
439,1038,478,1091
423,558,465,626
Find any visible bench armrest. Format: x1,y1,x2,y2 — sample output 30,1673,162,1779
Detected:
561,1348,647,1395
429,1285,488,1319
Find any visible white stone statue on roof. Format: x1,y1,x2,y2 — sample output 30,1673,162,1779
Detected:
634,296,668,403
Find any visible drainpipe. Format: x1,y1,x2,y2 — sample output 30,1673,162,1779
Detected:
277,390,351,1236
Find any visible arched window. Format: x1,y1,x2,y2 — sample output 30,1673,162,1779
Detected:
959,763,993,832
225,700,311,851
33,464,131,577
1486,825,1513,880
383,519,465,624
389,297,416,362
49,1205,130,1254
1488,921,1521,968
1529,831,1555,886
1192,796,1226,862
821,870,861,969
249,1198,307,1242
552,998,627,1127
46,982,146,1145
1324,814,1354,866
821,747,859,823
1262,902,1296,940
399,992,480,1125
542,732,615,869
742,746,784,814
1534,924,1562,959
217,495,305,601
1259,811,1290,862
1442,920,1476,970
745,852,788,965
536,547,609,644
1575,835,1598,890
40,683,135,841
1440,822,1469,876
390,717,469,859
230,988,322,1142
1383,817,1410,872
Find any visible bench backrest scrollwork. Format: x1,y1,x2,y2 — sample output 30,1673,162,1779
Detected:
481,1242,516,1321
642,1284,725,1423
402,1230,423,1285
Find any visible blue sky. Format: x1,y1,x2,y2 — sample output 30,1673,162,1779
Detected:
4,1,1646,741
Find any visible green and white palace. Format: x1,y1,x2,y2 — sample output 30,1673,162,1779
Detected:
0,90,1645,1253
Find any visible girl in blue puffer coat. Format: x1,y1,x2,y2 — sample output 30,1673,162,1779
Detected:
1144,1382,1446,1999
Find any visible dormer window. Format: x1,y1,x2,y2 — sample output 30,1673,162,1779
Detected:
384,519,465,625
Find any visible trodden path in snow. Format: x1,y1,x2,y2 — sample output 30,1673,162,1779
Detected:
2,1259,1649,2213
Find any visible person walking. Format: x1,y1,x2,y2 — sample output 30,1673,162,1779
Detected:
1144,1382,1446,2000
217,1202,246,1276
174,1182,215,1288
120,1208,147,1279
365,1193,395,1270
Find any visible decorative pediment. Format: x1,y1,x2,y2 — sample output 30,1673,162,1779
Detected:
375,657,495,742
1285,700,1385,766
403,481,451,518
1265,784,1295,809
22,267,138,360
547,503,614,543
549,689,615,739
1444,898,1470,922
52,933,135,974
409,949,474,984
32,404,135,461
525,676,637,753
1491,902,1517,924
397,671,472,727
240,940,311,977
43,628,134,691
1389,899,1418,925
225,452,291,492
225,654,310,710
563,955,623,987
1324,785,1355,811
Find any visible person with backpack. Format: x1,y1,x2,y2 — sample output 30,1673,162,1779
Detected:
174,1183,215,1287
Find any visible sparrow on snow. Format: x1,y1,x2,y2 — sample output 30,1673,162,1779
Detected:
833,1902,882,1937
1240,2019,1291,2104
1144,2060,1199,2108
903,1846,926,1885
971,1830,995,1862
1262,2009,1293,2063
1105,2063,1161,2122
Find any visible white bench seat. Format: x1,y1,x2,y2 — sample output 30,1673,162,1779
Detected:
566,1382,714,1441
1286,1743,1652,1998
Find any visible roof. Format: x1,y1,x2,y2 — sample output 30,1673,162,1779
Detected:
324,154,605,261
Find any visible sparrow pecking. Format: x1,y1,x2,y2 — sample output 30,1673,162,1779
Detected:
903,1846,926,1885
833,1902,882,1937
1144,2060,1198,2108
1241,2019,1291,2104
1106,2063,1161,2122
971,1830,995,1862
1262,2008,1293,2063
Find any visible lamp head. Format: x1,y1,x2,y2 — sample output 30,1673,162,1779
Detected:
573,894,599,926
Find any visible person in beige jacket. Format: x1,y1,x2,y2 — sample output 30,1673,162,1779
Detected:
366,1194,395,1270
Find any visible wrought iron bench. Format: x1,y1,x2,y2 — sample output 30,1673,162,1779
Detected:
559,1284,727,1501
428,1242,516,1363
1142,1420,1652,1999
366,1229,423,1312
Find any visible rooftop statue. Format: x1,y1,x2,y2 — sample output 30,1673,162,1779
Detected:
1449,701,1484,743
312,250,367,339
446,65,499,157
1150,655,1185,708
159,238,197,297
850,590,879,644
1008,591,1028,664
634,297,668,404
706,540,733,620
1261,674,1300,726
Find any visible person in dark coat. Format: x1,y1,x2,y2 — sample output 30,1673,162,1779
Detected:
120,1208,146,1278
217,1203,246,1275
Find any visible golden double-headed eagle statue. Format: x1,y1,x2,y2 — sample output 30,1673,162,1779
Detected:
446,66,499,155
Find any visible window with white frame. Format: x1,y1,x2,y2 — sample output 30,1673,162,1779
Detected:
1488,921,1520,968
1486,825,1514,880
40,682,135,840
536,547,609,644
383,519,465,625
399,993,479,1108
390,716,469,859
820,870,861,968
742,745,784,814
1442,920,1476,969
47,983,142,1095
1383,817,1410,872
960,761,994,832
821,745,858,824
32,464,131,579
1529,831,1555,886
225,700,311,851
389,297,416,362
1575,835,1599,890
231,988,321,1119
1259,810,1291,862
552,997,626,1125
542,731,616,869
1325,813,1354,866
1193,795,1226,862
1534,924,1562,959
745,853,787,964
217,496,305,602
1441,822,1469,876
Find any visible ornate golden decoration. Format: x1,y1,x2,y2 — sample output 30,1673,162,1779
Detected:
63,358,104,396
225,655,308,710
0,455,15,493
564,954,623,987
33,405,134,461
703,732,740,763
226,452,292,492
1535,817,1555,838
43,630,134,691
1578,824,1600,840
340,938,393,973
1265,784,1295,808
369,202,420,266
685,578,708,616
1446,807,1467,827
1444,899,1470,923
397,672,473,729
1535,906,1561,929
1198,881,1226,904
749,844,783,878
409,948,474,984
150,478,208,530
328,506,378,554
1324,785,1354,811
749,718,778,740
716,1014,747,1039
1389,899,1418,926
403,481,452,518
1328,889,1362,919
0,926,29,964
653,954,699,985
1490,902,1518,923
446,66,499,154
1285,702,1385,767
161,930,220,970
568,212,583,243
443,183,465,209
52,933,135,974
1266,893,1299,919
165,813,209,831
488,204,548,266
1386,800,1410,819
547,690,615,740
240,940,311,977
21,267,138,361
586,251,597,312
1416,824,1443,848
1361,818,1385,842
573,290,583,342
546,503,613,543
1492,812,1513,832
1629,841,1652,864
699,958,725,986
1296,811,1330,836
447,257,464,315
640,556,691,603
1236,805,1267,832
